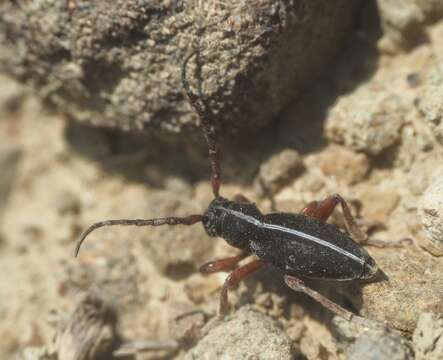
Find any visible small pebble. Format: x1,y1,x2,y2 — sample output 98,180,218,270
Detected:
346,327,412,360
55,191,81,215
326,88,406,156
186,306,293,360
406,72,421,88
254,148,303,196
319,145,370,185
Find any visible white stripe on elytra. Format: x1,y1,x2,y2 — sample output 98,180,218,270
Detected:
220,207,365,266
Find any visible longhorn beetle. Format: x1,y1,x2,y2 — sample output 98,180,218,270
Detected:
75,51,380,321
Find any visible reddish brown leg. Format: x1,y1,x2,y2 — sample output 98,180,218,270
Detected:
200,251,250,274
219,259,266,316
301,201,321,217
233,194,250,203
284,275,356,321
301,194,366,242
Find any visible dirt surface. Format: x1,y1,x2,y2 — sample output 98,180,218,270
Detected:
1,2,443,360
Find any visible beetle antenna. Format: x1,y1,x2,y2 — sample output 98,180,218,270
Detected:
182,51,221,198
75,215,202,257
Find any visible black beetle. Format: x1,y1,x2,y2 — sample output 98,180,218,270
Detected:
75,51,380,321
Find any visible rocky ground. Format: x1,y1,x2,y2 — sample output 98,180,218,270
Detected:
1,1,443,360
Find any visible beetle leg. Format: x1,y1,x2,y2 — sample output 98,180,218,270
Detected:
284,275,355,321
199,251,250,274
219,259,266,317
301,201,320,217
302,193,366,242
233,194,251,203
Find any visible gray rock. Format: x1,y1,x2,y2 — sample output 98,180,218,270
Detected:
377,0,443,52
331,316,367,346
413,312,443,360
418,64,443,145
186,306,293,360
419,166,443,251
377,0,425,51
325,87,406,156
346,245,443,333
346,326,413,360
0,0,363,133
254,148,303,196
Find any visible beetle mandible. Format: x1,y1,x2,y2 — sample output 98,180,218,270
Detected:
75,51,379,321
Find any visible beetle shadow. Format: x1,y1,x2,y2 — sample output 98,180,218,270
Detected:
243,265,388,328
65,120,270,190
268,0,383,157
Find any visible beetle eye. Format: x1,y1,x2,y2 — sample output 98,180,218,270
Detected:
202,211,218,237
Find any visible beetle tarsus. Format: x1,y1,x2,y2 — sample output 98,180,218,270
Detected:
219,259,266,316
284,275,355,321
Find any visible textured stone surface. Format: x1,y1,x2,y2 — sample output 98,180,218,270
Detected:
0,0,363,133
318,145,370,185
185,306,293,360
325,88,406,156
377,0,443,51
418,64,443,145
346,326,413,360
347,245,443,333
254,148,303,196
413,312,443,360
419,166,443,251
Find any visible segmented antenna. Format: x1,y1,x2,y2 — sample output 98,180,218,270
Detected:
182,51,221,198
75,51,220,257
75,215,202,257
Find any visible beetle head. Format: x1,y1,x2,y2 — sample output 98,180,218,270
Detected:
202,197,230,237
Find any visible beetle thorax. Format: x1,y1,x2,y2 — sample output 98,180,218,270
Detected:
202,197,262,250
